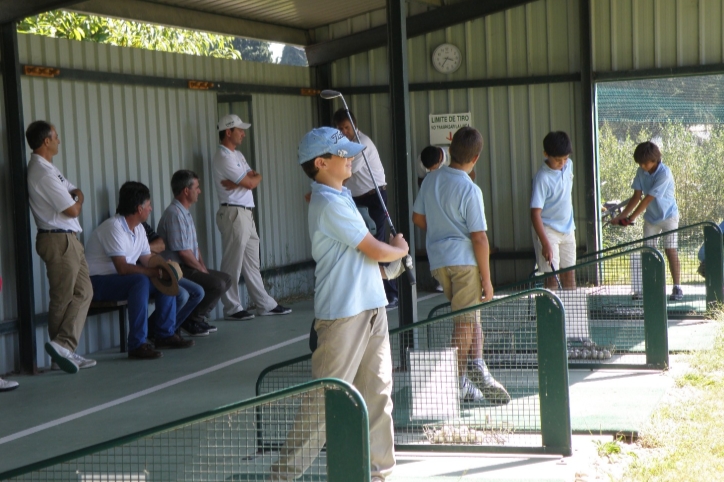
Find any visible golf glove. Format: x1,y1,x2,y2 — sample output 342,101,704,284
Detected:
383,258,406,279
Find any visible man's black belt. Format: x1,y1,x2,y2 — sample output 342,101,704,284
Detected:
356,185,386,197
220,203,253,210
38,229,75,234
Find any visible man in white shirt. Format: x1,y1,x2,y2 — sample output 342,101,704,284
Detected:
85,182,194,359
25,120,94,374
212,114,291,321
333,109,398,308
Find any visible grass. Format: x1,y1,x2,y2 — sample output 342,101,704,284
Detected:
622,307,724,480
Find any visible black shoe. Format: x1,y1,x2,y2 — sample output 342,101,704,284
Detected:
128,343,163,359
155,333,195,349
198,319,217,333
180,320,209,337
225,310,255,321
258,305,292,316
670,286,684,301
385,298,399,310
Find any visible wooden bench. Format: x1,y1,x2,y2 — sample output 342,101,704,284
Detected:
87,300,129,353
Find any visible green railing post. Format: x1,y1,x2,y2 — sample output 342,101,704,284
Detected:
325,386,371,482
704,224,724,305
536,294,572,456
642,250,669,368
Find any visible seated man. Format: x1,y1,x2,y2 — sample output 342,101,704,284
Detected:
142,221,210,336
157,170,231,332
85,181,194,359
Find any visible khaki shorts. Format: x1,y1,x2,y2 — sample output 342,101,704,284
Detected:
644,216,679,249
531,225,576,272
432,265,481,323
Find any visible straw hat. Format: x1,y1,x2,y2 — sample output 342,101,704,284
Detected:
148,255,183,296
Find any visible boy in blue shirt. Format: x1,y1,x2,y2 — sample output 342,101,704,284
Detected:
530,131,576,290
612,141,683,301
412,127,510,405
271,127,409,482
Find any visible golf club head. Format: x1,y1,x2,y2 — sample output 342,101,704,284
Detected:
320,89,342,100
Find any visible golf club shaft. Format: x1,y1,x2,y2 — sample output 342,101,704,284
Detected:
336,96,416,285
550,263,563,290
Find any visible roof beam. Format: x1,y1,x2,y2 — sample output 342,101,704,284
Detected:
69,0,309,46
306,0,537,66
0,0,83,24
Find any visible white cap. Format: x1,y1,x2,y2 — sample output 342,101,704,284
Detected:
217,114,251,131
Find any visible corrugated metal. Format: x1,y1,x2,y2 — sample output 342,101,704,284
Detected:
0,34,316,372
592,0,724,71
316,0,584,284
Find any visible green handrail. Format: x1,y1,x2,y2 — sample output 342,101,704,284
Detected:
0,378,370,482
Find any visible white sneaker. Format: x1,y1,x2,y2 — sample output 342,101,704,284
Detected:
53,352,96,369
44,341,79,374
372,477,385,482
468,362,511,405
0,378,19,391
460,377,485,402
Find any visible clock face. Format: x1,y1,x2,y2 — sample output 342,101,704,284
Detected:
432,43,462,74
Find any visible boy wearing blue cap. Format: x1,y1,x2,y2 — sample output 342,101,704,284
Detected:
270,127,409,482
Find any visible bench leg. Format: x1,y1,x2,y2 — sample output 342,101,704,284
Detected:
119,306,127,353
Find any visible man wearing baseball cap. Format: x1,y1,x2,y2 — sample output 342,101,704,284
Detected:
212,114,291,320
270,127,408,481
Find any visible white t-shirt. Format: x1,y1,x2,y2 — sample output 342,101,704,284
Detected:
416,146,450,179
85,214,151,276
212,145,255,207
27,154,82,232
345,131,386,197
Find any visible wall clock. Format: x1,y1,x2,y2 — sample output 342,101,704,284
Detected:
431,43,462,74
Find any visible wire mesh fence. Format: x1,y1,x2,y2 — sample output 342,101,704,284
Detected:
2,379,370,482
258,289,571,456
429,247,670,370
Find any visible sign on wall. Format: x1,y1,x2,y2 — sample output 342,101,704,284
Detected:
429,112,472,145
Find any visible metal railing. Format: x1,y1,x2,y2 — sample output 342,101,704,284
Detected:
258,289,572,456
1,379,370,482
429,247,670,370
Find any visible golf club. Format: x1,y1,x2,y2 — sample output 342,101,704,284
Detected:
549,263,563,291
320,89,416,285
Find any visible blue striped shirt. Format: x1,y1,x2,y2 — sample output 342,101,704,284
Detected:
157,199,198,264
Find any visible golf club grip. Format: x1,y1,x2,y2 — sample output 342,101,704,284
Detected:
402,254,416,285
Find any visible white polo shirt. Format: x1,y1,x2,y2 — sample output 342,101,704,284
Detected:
27,153,82,232
85,214,151,276
416,146,450,179
345,131,386,197
212,145,255,207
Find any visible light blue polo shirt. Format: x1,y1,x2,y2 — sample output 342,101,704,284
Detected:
631,162,678,224
308,182,387,320
413,166,487,271
530,159,575,234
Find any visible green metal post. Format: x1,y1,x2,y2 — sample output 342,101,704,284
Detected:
325,386,371,482
642,250,668,368
536,294,572,456
704,225,724,305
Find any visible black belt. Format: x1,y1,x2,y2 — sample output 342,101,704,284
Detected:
38,229,75,234
220,203,253,210
357,186,386,197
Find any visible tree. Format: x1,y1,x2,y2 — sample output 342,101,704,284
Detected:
232,38,274,63
18,11,243,60
280,45,307,67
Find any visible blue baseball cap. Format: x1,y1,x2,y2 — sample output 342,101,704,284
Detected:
297,127,365,164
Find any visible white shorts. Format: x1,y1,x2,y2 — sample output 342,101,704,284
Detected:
643,216,679,249
532,225,576,272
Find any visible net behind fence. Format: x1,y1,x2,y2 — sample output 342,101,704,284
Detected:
429,247,670,370
2,379,369,482
258,289,571,456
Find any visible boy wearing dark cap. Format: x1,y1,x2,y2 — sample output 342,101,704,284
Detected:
270,127,409,482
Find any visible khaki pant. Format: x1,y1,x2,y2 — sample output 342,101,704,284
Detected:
271,308,395,480
36,233,93,351
432,265,482,324
215,206,276,315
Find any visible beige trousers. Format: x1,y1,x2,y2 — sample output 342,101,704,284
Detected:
271,308,396,480
36,233,93,351
215,206,276,314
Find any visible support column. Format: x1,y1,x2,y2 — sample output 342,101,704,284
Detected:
386,0,417,328
579,0,600,258
314,63,333,127
1,22,37,374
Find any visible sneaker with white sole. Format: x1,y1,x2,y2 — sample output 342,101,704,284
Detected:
257,305,292,316
52,352,96,370
225,310,255,321
44,341,79,374
468,362,511,405
460,377,485,402
0,378,19,391
198,319,217,333
670,286,684,301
